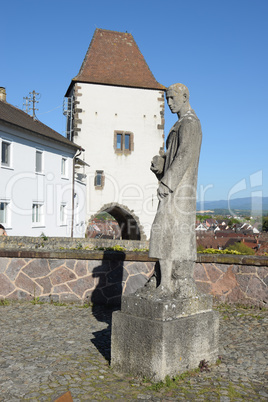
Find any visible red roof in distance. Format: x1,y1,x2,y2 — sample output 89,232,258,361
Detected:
67,29,165,92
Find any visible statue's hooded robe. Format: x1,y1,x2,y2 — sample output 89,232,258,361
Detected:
149,109,202,261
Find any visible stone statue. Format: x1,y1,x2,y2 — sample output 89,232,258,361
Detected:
112,88,219,379
148,83,202,296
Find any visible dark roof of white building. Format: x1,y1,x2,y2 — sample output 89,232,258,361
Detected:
0,100,82,151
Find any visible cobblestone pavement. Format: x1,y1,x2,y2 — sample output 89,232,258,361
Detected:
0,302,267,401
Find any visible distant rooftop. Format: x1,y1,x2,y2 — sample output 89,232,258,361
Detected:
0,99,81,150
66,28,165,94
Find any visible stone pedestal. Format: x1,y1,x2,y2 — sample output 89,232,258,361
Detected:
111,293,219,382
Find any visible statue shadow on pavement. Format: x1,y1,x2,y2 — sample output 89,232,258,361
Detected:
90,250,125,363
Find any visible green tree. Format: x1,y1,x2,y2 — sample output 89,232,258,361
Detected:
262,216,268,232
227,218,240,227
227,242,255,255
196,214,212,222
214,215,224,221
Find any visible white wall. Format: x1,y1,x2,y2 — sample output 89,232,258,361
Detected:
72,83,164,238
0,124,86,237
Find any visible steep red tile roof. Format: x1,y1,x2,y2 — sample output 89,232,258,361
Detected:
0,100,82,150
67,28,165,93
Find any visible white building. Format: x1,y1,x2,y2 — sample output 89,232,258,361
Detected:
195,223,208,231
0,88,86,237
65,29,165,240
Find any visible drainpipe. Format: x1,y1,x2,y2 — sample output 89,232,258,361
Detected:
71,149,82,238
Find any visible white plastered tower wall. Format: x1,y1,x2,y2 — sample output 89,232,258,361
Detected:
65,28,166,239
71,82,165,239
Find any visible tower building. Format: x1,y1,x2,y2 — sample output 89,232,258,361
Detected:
65,29,165,239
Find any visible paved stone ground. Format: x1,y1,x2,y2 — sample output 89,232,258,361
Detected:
0,302,267,401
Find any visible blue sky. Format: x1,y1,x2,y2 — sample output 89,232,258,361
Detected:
2,0,268,201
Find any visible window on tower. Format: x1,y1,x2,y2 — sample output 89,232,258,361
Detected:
116,133,122,150
94,170,105,189
124,134,130,150
114,131,134,154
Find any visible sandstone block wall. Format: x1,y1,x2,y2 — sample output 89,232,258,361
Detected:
195,257,267,307
0,249,267,307
0,252,154,305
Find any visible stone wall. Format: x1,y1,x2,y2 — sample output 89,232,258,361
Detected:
195,255,267,307
0,236,149,251
0,248,267,307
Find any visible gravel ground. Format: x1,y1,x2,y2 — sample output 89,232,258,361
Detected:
0,302,267,401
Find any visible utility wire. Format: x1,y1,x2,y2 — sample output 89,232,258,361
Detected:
38,105,62,115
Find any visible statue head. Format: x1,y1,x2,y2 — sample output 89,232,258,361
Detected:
166,83,190,115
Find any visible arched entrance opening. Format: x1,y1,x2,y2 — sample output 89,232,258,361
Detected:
101,205,141,240
88,203,142,240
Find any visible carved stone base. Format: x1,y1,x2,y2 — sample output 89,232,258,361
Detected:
111,294,219,382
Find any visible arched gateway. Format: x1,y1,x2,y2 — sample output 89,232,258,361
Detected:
97,203,146,240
